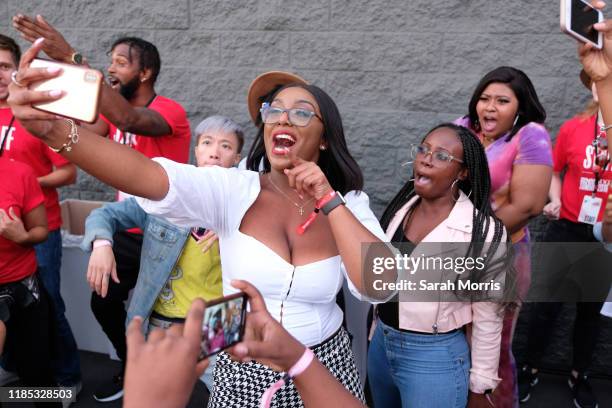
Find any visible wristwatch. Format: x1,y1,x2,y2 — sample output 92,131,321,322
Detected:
321,191,346,215
70,51,84,65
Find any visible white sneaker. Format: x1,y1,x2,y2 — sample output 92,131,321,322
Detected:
0,366,19,386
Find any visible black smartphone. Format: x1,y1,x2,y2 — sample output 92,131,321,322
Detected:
198,292,247,360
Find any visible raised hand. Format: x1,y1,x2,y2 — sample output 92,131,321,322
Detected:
13,14,76,63
579,2,612,82
284,156,333,201
7,38,64,138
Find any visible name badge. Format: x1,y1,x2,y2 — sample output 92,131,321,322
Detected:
577,195,602,225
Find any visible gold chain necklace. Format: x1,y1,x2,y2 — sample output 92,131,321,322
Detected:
267,174,314,216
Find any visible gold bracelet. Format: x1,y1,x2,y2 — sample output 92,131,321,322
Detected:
49,119,79,153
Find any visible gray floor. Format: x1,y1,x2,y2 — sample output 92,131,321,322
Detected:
5,351,611,407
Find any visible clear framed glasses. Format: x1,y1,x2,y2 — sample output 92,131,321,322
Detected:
260,102,322,127
410,144,463,165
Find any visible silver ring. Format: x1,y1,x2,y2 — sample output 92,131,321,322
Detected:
11,71,26,88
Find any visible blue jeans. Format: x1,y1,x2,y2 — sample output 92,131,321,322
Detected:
367,319,470,408
35,229,81,385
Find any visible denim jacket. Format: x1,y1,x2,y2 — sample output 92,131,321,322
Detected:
81,198,191,329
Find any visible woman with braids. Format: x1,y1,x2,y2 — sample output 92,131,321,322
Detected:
455,66,553,408
367,123,512,408
7,39,389,407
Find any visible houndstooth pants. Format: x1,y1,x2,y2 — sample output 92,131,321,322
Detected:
207,326,365,407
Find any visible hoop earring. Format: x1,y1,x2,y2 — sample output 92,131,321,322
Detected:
451,179,472,202
513,115,519,128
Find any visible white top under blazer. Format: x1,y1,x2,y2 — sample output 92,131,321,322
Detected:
136,158,387,346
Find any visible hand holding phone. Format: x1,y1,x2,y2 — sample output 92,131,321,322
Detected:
124,299,209,408
29,58,102,123
561,0,604,49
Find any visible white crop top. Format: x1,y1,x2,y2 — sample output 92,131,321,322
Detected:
136,158,387,346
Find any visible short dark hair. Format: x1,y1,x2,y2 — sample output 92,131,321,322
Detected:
110,37,161,83
467,66,546,141
0,34,21,66
246,83,364,194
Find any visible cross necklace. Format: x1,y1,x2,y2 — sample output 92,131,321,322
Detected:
267,173,314,216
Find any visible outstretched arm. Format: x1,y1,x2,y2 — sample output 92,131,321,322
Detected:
7,39,169,201
13,14,172,136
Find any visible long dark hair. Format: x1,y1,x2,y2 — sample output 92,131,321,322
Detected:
467,66,546,142
380,123,516,304
245,84,364,194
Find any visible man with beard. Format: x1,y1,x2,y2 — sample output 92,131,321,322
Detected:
0,34,81,398
13,15,191,403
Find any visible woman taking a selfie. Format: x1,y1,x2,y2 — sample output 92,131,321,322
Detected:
8,41,387,407
455,66,553,407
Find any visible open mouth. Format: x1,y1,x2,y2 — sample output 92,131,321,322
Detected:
414,171,432,187
271,133,296,155
481,116,497,133
107,76,120,88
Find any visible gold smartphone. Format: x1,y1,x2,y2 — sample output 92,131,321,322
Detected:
30,59,103,123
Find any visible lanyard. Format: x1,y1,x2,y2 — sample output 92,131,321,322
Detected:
0,116,15,157
592,115,610,196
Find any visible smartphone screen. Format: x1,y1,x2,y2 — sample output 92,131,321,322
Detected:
199,292,247,360
571,0,600,44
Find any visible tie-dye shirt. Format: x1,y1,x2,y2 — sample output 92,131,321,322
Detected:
454,117,553,242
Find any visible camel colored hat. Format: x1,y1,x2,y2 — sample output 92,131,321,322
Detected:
580,69,592,90
247,71,308,125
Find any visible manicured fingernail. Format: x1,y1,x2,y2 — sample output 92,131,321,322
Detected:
49,90,62,97
283,169,289,174
47,66,61,74
34,37,44,45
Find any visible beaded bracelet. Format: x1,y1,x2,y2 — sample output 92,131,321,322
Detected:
49,119,79,153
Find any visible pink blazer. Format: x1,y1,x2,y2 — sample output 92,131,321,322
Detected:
385,191,505,393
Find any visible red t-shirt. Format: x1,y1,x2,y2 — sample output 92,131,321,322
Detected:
554,115,611,223
104,95,191,163
0,157,45,284
0,108,70,231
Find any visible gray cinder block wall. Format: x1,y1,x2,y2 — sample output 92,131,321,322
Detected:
2,1,610,375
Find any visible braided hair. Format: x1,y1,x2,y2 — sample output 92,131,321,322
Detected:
380,123,516,305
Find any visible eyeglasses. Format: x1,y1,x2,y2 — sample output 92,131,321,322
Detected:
260,103,322,127
410,144,463,165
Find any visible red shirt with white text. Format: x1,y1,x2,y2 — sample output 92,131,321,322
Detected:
554,114,611,223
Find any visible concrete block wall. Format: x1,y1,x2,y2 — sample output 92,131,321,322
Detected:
2,1,610,374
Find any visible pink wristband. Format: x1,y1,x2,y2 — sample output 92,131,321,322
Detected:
93,239,112,249
287,348,314,378
260,348,315,408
